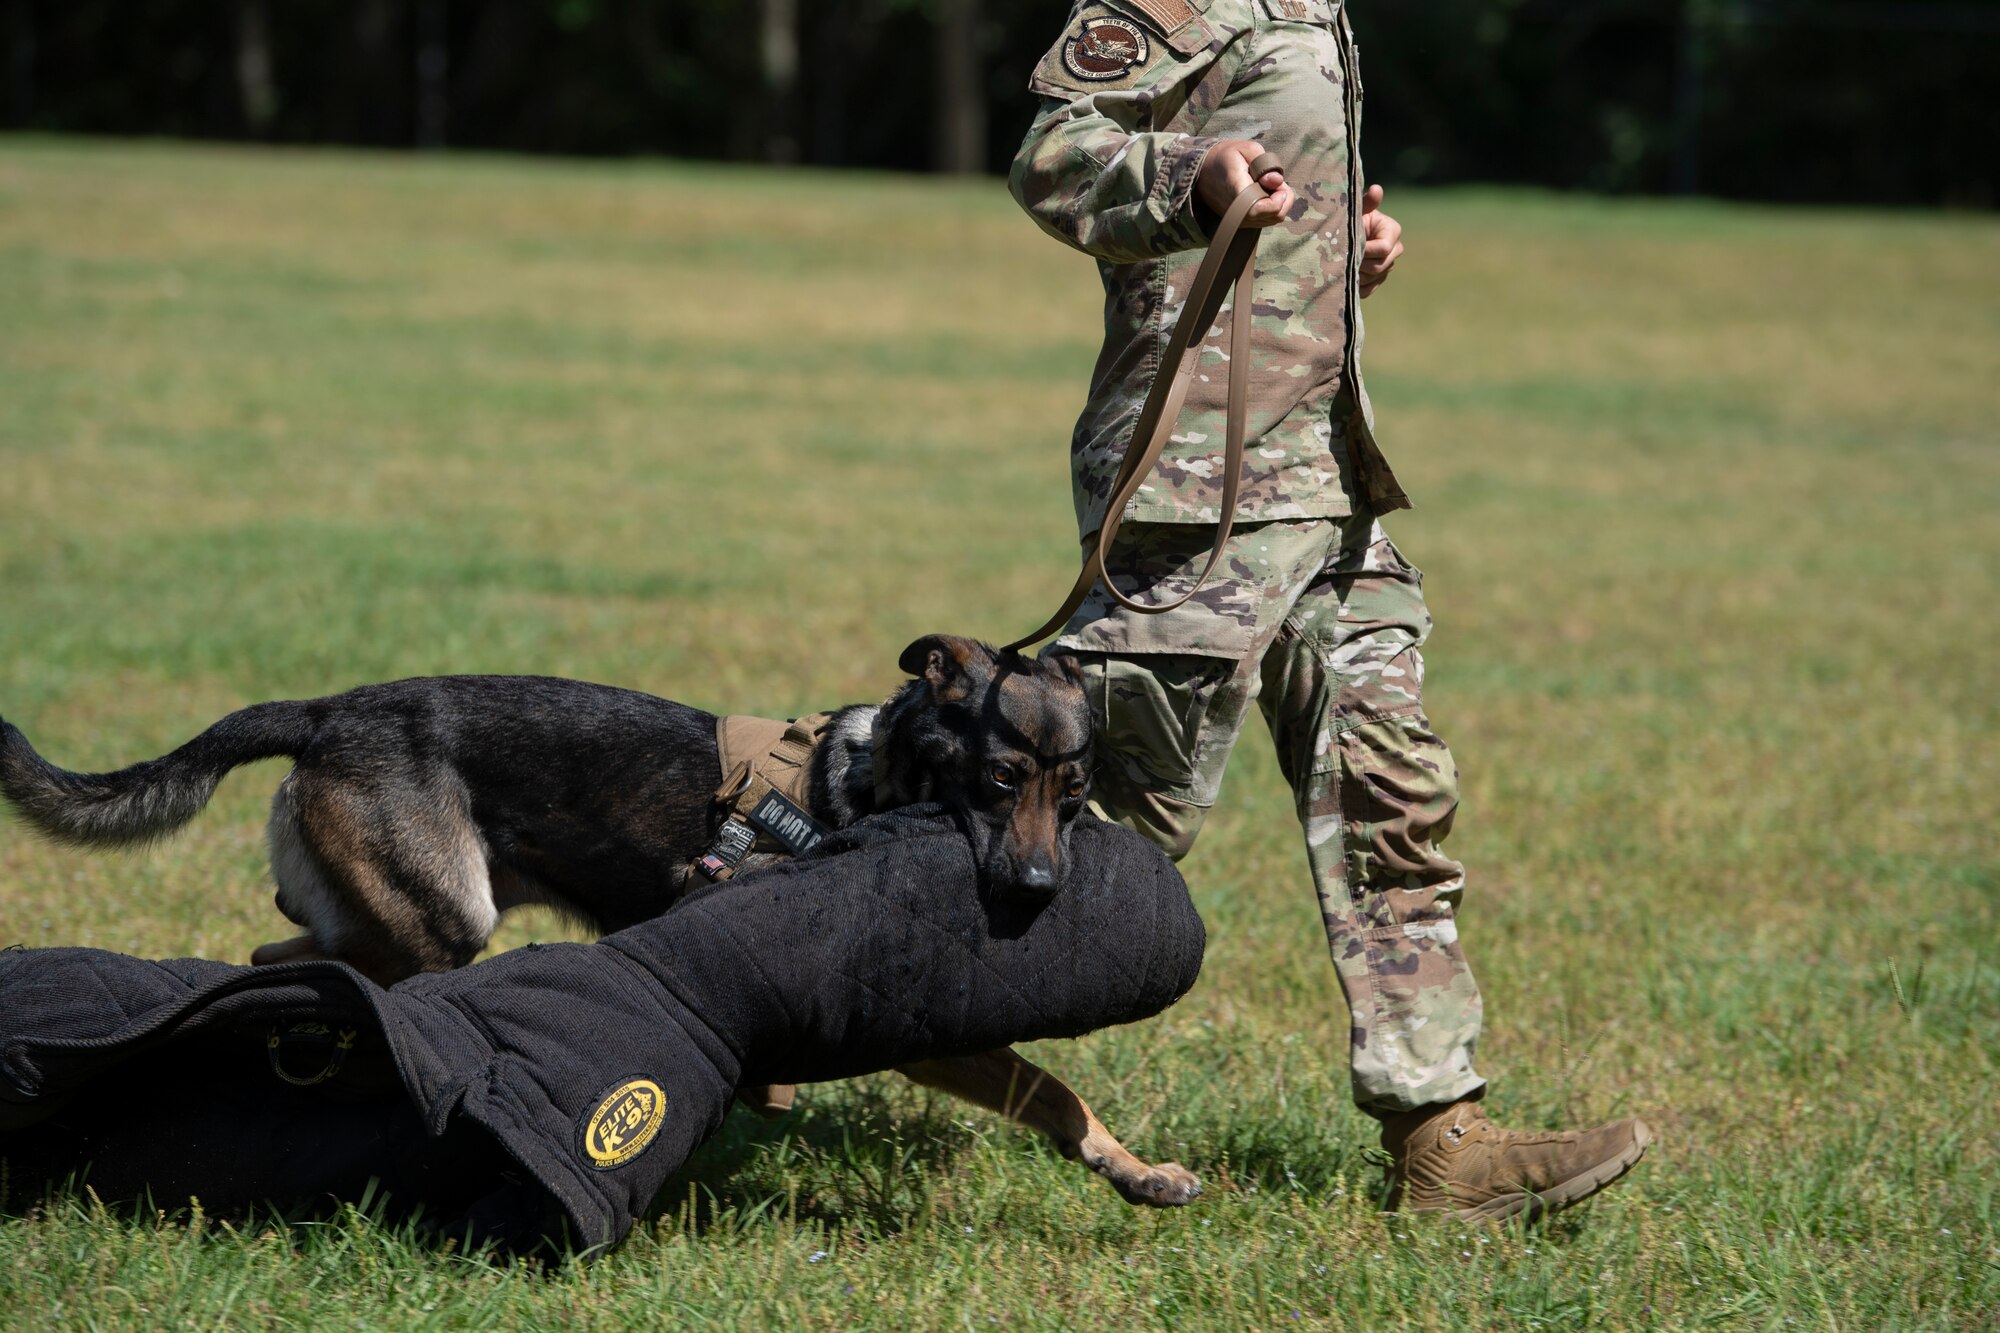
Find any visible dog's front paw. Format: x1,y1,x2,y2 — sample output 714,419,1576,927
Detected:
1111,1161,1203,1208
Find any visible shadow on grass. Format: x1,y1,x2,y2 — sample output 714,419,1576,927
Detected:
1,1099,1619,1269
656,1080,996,1236
659,1082,1415,1236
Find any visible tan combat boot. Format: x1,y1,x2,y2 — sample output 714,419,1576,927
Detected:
1379,1097,1653,1223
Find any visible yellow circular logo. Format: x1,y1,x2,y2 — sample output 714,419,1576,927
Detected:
580,1077,667,1170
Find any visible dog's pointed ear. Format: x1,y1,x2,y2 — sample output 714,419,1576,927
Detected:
899,635,992,703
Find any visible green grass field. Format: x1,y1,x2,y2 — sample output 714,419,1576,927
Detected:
1,137,1995,1330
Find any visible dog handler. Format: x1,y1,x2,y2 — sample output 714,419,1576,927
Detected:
1011,0,1651,1218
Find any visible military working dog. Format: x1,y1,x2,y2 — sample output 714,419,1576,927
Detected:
0,634,1201,1206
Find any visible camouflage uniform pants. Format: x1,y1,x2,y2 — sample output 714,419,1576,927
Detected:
1049,516,1486,1113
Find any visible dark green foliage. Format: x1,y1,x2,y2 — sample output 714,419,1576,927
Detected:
1,0,1995,203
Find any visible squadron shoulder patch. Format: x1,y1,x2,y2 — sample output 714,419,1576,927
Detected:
1062,16,1151,81
579,1076,667,1170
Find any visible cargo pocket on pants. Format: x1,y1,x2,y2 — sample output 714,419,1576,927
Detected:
1065,651,1241,802
1329,700,1462,917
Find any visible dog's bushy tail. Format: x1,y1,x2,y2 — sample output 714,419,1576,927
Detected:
0,701,318,848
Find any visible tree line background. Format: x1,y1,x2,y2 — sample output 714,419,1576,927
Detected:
4,0,1995,206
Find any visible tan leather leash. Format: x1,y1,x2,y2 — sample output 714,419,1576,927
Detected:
1004,152,1284,655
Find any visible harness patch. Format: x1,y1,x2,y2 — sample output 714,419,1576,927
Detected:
1062,17,1150,81
579,1077,667,1170
746,789,826,857
694,711,837,882
697,818,759,881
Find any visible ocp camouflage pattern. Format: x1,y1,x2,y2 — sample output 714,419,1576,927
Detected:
1051,517,1484,1113
1010,0,1410,538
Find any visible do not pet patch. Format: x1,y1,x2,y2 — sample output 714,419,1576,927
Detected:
579,1077,667,1170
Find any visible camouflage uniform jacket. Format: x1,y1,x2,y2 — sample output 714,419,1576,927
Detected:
1011,0,1409,537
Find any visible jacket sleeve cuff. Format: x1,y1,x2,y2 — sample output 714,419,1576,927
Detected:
1153,134,1222,253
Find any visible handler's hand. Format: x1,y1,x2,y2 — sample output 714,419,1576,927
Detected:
1196,140,1293,227
1359,184,1404,298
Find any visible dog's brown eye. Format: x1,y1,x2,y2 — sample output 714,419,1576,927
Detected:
990,765,1014,788
1066,781,1086,801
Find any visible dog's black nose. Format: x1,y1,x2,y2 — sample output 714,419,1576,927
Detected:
1016,863,1057,897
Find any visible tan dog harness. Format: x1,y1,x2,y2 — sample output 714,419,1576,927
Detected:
694,712,836,882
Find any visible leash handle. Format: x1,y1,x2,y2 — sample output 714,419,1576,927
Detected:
1005,152,1283,655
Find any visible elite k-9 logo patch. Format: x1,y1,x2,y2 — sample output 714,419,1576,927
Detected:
1062,16,1151,81
579,1076,667,1170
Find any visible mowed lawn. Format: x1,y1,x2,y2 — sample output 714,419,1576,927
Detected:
0,138,1995,1330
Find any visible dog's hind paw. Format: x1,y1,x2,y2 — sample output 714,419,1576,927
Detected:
1112,1161,1203,1208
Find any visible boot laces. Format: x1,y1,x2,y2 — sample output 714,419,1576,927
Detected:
1458,1104,1571,1147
